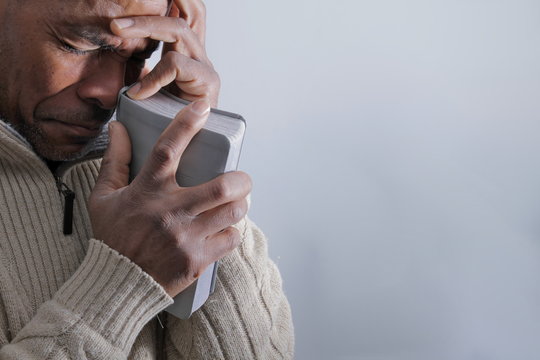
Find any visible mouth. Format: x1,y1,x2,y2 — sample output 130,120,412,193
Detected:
44,118,103,138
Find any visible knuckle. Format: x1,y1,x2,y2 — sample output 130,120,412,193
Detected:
240,197,249,213
175,17,189,33
237,171,253,190
152,139,178,165
172,203,197,222
211,178,233,201
180,198,199,217
151,211,176,235
230,202,247,222
142,63,170,86
137,17,159,39
138,16,151,28
177,113,200,131
205,70,221,94
164,50,182,65
141,68,159,84
147,20,159,37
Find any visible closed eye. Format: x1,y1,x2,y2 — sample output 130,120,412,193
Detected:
60,40,115,56
61,40,96,55
59,37,151,69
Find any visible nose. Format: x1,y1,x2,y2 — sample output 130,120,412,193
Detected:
76,56,125,110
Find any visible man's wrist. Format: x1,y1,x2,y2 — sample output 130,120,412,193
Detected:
53,239,173,352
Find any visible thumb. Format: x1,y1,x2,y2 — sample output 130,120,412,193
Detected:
93,121,132,196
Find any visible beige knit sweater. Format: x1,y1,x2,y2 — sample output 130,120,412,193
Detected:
0,120,294,359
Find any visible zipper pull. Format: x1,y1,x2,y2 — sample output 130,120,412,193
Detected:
55,177,75,235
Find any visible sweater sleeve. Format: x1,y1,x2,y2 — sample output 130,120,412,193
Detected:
163,217,295,360
0,239,173,359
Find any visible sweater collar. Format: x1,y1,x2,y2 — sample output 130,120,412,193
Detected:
0,116,112,176
0,119,32,148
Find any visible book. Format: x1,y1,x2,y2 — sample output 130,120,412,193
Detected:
116,87,246,319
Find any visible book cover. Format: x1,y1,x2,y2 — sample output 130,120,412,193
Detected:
116,87,246,319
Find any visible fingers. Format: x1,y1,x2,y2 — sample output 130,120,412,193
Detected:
110,0,217,103
134,99,210,187
194,198,249,235
172,0,207,46
126,51,219,102
203,226,242,264
92,121,132,196
111,16,208,63
179,172,252,216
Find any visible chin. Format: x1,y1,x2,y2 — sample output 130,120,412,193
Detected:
34,139,95,162
11,115,103,162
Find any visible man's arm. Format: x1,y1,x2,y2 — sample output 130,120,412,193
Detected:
105,1,293,358
164,217,295,359
1,103,242,358
0,238,172,359
1,104,239,358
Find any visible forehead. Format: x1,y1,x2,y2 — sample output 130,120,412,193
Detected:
44,0,169,52
82,0,169,18
45,0,169,28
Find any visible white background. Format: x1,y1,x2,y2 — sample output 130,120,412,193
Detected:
173,1,539,359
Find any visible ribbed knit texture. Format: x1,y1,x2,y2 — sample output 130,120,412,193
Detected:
0,120,294,359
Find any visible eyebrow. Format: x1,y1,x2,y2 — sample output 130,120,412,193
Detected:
65,25,116,48
65,24,160,56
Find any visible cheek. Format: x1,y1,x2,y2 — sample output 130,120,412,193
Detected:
30,48,87,95
19,45,91,118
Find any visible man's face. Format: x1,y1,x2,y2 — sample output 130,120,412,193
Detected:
0,0,168,161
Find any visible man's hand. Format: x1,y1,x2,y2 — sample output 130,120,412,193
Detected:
89,99,252,297
111,0,220,106
90,0,250,297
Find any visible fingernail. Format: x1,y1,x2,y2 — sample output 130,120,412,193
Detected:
191,99,211,115
126,82,141,98
112,18,135,30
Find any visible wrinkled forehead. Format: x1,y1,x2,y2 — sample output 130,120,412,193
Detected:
39,0,170,54
45,0,170,25
84,0,169,18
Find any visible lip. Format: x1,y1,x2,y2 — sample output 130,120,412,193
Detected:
46,118,102,137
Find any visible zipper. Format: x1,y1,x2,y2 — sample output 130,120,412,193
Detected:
156,312,167,360
55,176,75,235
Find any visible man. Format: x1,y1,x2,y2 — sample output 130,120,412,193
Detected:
0,0,294,358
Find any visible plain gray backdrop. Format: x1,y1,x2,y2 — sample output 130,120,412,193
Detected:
159,0,540,359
